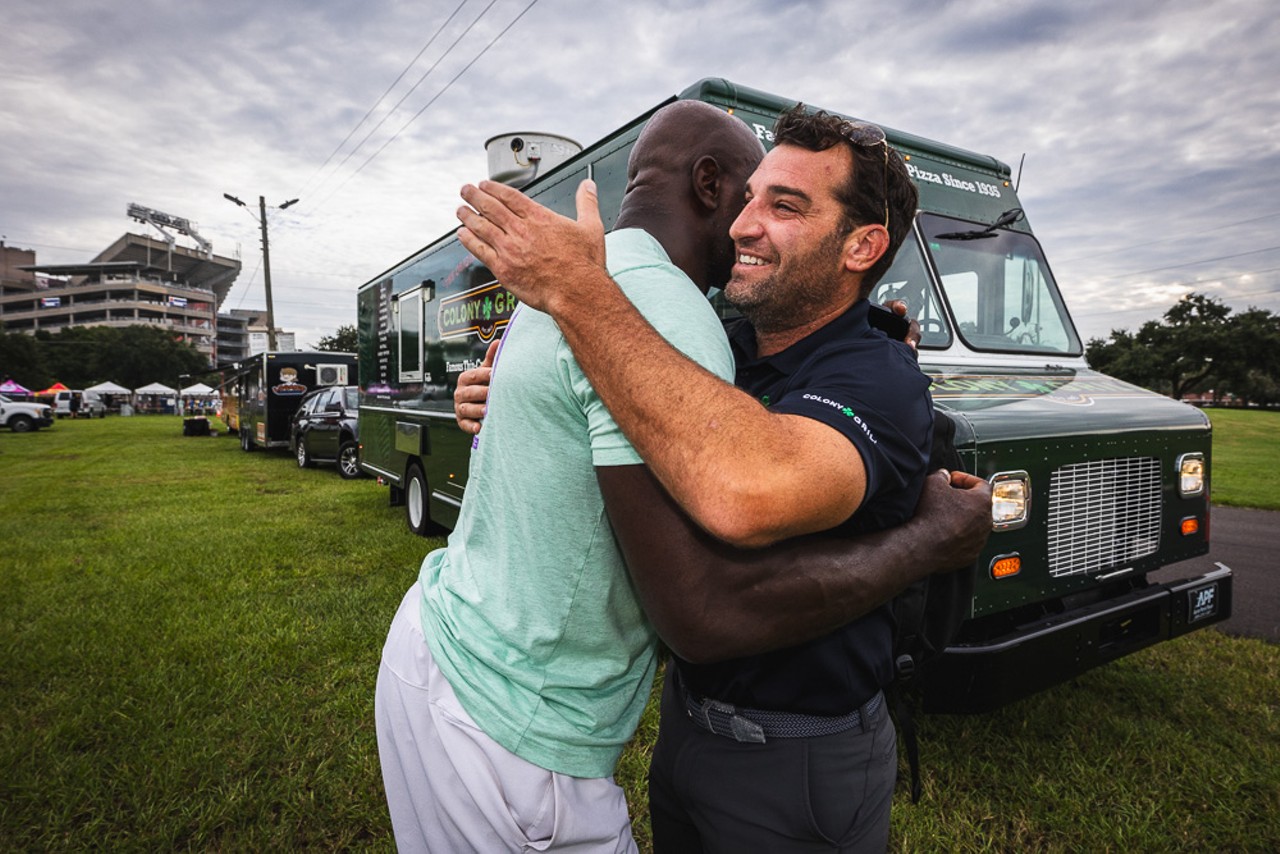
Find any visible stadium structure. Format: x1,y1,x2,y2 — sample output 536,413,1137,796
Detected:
0,204,287,367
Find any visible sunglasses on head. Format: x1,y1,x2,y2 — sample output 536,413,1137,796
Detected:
838,121,889,229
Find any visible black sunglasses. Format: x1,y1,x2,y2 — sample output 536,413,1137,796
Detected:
838,121,889,229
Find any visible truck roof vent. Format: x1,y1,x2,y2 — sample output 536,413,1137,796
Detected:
485,133,582,189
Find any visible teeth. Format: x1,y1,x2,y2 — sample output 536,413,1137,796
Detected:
738,255,766,266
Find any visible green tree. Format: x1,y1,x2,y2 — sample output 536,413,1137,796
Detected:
1218,307,1280,405
0,326,52,389
1088,293,1235,399
30,325,209,390
313,324,358,353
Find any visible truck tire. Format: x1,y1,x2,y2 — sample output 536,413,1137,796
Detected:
338,440,362,480
9,415,34,433
296,435,313,468
240,429,255,452
405,462,430,536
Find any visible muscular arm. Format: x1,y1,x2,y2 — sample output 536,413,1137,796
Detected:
596,463,993,663
460,180,864,548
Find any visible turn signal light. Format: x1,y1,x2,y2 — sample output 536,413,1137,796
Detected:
1180,516,1200,537
990,553,1022,579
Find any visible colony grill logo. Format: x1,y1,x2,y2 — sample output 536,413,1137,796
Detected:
438,282,517,343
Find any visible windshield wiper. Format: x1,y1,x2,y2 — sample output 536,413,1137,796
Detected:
935,207,1025,240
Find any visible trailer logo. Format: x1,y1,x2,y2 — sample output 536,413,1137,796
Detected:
438,282,518,343
272,367,308,396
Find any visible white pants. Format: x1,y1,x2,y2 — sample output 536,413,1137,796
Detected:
375,584,638,853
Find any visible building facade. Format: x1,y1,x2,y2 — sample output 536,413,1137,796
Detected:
1,233,297,367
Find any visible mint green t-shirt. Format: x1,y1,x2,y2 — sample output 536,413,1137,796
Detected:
419,229,735,778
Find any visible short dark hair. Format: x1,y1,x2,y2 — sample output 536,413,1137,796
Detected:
773,104,919,293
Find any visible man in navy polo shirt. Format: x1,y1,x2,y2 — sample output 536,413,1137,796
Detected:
459,103,967,851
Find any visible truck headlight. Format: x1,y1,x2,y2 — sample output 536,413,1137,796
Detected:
1177,453,1205,497
990,471,1030,530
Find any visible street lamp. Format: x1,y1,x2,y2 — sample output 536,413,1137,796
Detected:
223,193,299,351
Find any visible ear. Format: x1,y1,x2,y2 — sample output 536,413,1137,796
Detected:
842,224,890,274
691,155,721,212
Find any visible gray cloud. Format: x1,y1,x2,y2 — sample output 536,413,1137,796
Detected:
2,0,1277,346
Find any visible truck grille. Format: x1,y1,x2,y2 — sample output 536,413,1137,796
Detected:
1046,457,1162,578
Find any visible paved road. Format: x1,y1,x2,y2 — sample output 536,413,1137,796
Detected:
1149,505,1278,644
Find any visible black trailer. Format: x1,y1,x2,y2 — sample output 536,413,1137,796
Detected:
228,351,357,452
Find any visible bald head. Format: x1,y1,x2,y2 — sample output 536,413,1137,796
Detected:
616,100,765,291
626,100,764,198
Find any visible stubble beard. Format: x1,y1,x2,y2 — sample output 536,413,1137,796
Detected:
725,230,848,336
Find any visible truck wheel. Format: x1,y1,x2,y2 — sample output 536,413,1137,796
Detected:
405,463,430,536
240,429,255,452
9,415,34,433
296,435,313,468
338,441,362,479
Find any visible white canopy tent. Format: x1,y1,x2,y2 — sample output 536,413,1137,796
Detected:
134,382,178,395
86,381,131,394
180,382,216,396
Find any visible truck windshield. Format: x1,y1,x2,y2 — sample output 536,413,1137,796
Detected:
868,229,953,349
919,212,1082,356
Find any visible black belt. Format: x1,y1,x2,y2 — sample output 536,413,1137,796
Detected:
676,672,883,744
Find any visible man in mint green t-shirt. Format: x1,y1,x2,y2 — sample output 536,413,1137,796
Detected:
375,100,763,852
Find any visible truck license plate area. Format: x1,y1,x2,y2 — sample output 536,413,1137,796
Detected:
1187,581,1220,624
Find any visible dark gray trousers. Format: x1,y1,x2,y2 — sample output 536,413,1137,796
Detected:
648,673,896,853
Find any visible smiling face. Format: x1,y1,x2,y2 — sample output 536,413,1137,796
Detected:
724,143,862,336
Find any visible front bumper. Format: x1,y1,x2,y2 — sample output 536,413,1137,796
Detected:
920,563,1233,713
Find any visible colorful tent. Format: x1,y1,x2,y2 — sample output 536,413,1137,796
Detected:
37,382,70,394
0,379,32,396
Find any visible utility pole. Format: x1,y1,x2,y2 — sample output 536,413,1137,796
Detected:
224,193,298,352
258,196,277,351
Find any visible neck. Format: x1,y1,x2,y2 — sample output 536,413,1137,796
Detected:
616,206,711,294
753,294,862,356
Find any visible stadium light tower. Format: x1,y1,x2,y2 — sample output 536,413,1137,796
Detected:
223,193,299,351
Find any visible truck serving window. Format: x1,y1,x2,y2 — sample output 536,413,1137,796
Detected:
397,288,424,382
868,228,952,349
920,212,1082,356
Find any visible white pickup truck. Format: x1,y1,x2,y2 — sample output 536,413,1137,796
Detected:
0,394,55,432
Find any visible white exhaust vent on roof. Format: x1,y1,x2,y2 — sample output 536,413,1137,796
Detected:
485,133,582,189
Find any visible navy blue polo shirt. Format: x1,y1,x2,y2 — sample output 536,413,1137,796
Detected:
676,298,933,716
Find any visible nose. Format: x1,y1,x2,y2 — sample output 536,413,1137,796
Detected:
730,198,763,243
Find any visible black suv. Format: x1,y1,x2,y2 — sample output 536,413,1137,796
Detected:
290,386,362,478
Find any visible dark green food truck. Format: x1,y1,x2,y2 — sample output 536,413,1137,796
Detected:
356,79,1231,711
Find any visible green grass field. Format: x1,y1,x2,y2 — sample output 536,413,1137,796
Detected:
1205,407,1280,510
1,413,1277,851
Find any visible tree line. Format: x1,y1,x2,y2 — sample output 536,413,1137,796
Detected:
0,324,215,391
0,323,359,392
1086,293,1280,405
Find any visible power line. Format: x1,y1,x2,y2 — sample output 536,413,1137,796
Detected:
310,0,538,213
1073,270,1280,318
1082,245,1280,282
295,0,471,199
1054,211,1280,266
306,0,507,209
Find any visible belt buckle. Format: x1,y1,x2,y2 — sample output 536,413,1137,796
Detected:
698,698,766,744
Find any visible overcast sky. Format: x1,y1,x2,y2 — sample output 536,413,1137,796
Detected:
3,0,1277,348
